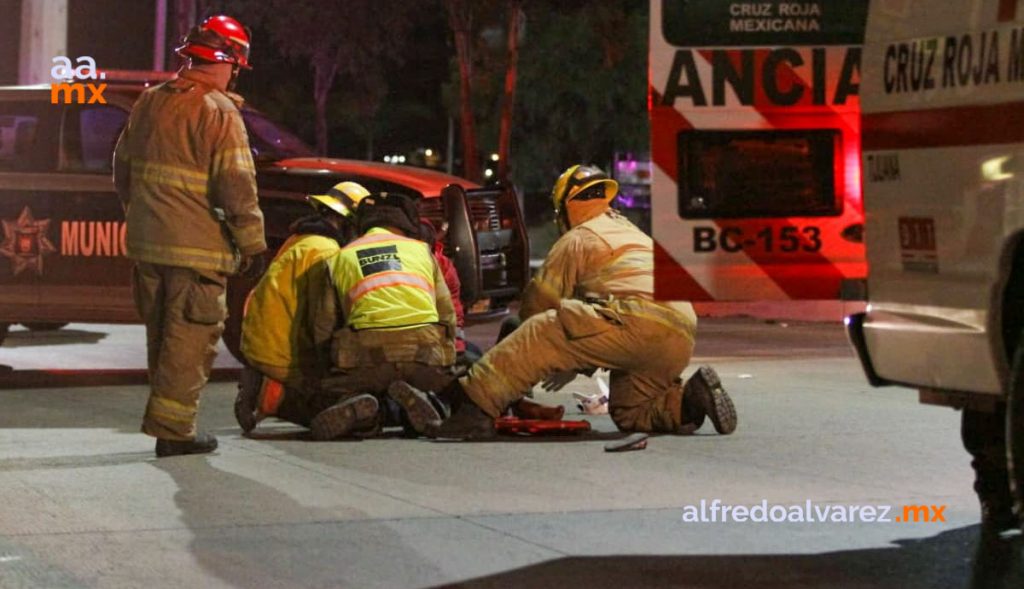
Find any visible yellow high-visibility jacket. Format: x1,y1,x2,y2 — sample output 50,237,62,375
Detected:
314,228,456,368
113,67,266,273
520,209,696,337
241,230,341,381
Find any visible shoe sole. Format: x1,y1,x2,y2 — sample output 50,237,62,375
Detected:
387,382,443,435
696,366,737,435
310,396,379,441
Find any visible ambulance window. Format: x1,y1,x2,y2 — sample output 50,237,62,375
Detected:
61,105,129,172
0,101,58,172
677,130,842,219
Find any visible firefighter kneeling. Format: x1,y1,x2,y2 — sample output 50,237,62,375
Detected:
255,192,456,439
392,165,738,440
234,181,370,432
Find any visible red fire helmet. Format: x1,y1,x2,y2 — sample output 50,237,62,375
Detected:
176,15,252,69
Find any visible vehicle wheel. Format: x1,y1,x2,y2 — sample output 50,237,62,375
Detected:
21,322,68,331
222,249,275,365
1006,327,1024,526
223,274,257,365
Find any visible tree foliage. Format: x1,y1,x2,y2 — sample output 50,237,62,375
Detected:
510,0,649,194
203,0,649,190
232,0,420,155
497,0,524,183
445,0,484,181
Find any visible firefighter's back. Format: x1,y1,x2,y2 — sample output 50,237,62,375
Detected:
116,75,244,273
575,211,697,330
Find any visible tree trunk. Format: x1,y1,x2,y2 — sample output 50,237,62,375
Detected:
312,52,339,156
365,127,375,161
446,0,479,182
497,0,522,183
314,94,328,156
172,0,196,69
313,75,329,156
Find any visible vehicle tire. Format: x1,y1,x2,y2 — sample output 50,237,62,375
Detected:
21,322,68,331
1006,327,1024,526
222,248,276,365
223,274,257,365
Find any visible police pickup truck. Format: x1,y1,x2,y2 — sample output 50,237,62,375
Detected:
0,73,529,360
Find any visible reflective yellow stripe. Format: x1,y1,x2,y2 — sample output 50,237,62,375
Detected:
617,301,695,341
333,228,438,330
147,396,197,424
128,241,237,272
131,160,208,192
346,271,435,308
466,354,520,403
211,147,255,176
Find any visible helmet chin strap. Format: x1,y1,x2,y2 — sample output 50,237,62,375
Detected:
556,206,571,234
228,65,241,91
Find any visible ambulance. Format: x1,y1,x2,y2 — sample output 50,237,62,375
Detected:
649,0,869,301
848,0,1024,519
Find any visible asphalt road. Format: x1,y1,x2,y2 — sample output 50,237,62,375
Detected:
0,318,1022,588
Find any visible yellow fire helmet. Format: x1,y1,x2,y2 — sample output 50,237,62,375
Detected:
550,164,619,218
307,181,370,218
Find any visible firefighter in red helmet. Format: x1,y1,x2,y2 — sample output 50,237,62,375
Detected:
177,15,252,77
113,15,265,457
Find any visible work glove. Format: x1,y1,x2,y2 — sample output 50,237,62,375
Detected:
455,352,473,369
541,369,577,392
239,254,266,280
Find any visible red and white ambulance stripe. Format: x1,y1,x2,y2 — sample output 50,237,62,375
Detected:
649,1,865,301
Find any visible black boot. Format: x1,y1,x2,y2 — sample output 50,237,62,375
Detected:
962,407,1020,535
425,380,495,441
678,376,705,432
386,381,445,435
234,367,263,433
310,394,380,441
155,431,218,458
682,366,737,435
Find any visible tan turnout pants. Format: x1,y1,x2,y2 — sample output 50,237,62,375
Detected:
133,262,227,440
277,362,454,427
462,298,697,433
276,326,457,427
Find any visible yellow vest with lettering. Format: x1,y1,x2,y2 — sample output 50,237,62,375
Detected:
327,228,438,330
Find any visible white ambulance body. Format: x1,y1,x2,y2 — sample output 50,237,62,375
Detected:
851,0,1024,404
849,0,1024,495
649,0,869,301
